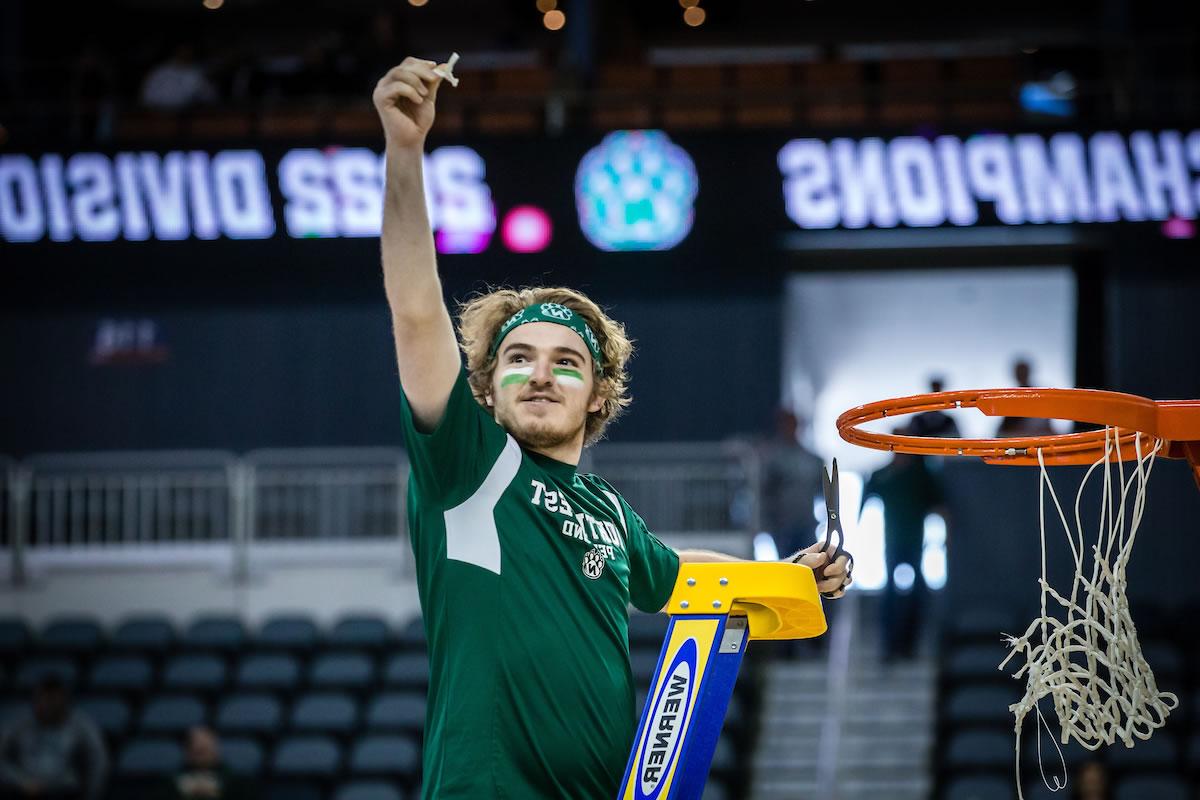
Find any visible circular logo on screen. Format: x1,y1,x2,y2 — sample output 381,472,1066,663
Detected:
574,130,699,252
582,547,607,580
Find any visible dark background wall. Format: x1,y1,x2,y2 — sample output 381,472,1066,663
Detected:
0,292,784,454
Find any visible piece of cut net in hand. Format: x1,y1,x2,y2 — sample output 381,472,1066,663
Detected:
999,428,1178,798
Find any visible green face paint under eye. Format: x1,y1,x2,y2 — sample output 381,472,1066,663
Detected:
553,367,585,388
501,366,533,387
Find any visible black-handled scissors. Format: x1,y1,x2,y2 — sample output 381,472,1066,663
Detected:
793,458,852,598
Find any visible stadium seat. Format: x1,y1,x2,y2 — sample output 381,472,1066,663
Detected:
215,693,283,735
1020,732,1093,772
16,656,77,689
627,613,668,648
182,616,247,653
258,615,320,651
365,692,425,732
291,692,358,734
116,737,184,775
328,615,392,651
943,643,1011,684
1139,641,1184,681
235,653,301,692
162,653,227,692
943,775,1010,800
946,608,1020,643
382,653,428,690
76,695,132,737
267,783,324,800
110,615,176,654
272,735,342,777
220,735,265,775
944,685,1020,727
1105,732,1179,770
1021,778,1072,800
629,649,661,687
944,730,1012,770
310,651,375,690
335,782,405,800
348,734,421,776
709,736,736,773
40,617,104,655
0,618,32,657
139,694,206,733
397,617,426,650
722,694,744,732
89,655,154,692
1113,775,1189,800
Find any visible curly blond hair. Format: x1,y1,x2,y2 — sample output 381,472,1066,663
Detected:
458,287,634,446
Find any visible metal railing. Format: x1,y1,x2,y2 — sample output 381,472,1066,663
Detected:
246,448,408,544
0,442,759,583
25,451,237,549
585,442,760,533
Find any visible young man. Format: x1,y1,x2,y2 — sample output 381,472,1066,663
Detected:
374,57,852,799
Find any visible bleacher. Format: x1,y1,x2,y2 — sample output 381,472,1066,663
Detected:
1,611,756,800
934,604,1198,800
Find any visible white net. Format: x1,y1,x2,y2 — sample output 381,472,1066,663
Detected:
999,427,1178,798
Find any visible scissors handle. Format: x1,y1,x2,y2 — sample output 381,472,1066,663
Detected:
816,522,845,582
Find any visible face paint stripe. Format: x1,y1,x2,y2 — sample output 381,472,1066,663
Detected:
553,367,585,388
500,366,533,387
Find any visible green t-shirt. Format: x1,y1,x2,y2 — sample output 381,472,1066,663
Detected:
400,367,681,799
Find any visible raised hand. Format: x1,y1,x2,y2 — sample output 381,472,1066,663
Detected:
373,57,448,150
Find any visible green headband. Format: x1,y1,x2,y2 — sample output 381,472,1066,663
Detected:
489,302,603,373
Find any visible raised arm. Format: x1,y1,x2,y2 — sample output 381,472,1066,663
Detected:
373,57,462,430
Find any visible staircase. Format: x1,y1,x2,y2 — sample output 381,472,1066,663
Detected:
748,594,938,800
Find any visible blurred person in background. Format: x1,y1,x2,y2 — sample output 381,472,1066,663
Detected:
760,408,824,561
1070,761,1111,800
0,675,108,800
862,443,944,662
375,55,852,798
996,357,1055,437
906,376,961,439
140,43,217,111
152,727,254,800
67,43,116,142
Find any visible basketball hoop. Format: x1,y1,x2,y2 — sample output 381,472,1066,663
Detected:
836,387,1200,483
836,388,1200,799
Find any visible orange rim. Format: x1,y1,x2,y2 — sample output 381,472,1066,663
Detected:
836,388,1200,467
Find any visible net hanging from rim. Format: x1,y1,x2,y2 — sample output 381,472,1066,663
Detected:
1001,428,1177,798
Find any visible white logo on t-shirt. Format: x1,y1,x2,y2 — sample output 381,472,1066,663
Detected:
582,547,606,580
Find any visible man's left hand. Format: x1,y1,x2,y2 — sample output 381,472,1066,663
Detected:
784,541,853,599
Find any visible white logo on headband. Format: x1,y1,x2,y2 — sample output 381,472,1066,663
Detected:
540,303,574,321
500,309,526,333
582,325,600,354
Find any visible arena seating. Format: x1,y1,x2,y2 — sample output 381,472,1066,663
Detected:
0,611,753,800
934,603,1197,800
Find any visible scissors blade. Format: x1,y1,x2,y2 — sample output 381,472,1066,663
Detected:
822,459,840,516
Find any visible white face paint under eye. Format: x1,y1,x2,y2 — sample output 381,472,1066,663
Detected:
553,367,585,389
